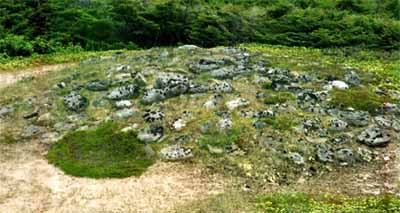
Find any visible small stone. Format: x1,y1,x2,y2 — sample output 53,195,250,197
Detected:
316,144,333,163
218,117,233,131
137,125,164,143
211,81,233,93
107,84,140,100
331,80,349,90
203,94,223,109
339,110,369,127
22,125,43,138
141,89,166,104
329,118,348,132
336,148,354,164
143,109,164,123
64,92,88,112
172,118,186,131
115,108,136,119
0,106,14,118
289,152,305,165
86,80,109,91
37,113,54,126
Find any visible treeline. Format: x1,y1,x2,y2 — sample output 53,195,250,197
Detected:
1,0,399,57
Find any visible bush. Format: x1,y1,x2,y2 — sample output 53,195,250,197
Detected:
0,34,34,57
47,122,154,178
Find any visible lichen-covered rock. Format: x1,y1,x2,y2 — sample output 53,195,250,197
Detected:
374,116,392,128
331,80,349,90
210,66,236,79
115,100,133,109
160,145,194,161
64,92,88,112
339,110,369,127
86,80,109,91
336,148,354,164
154,73,189,89
141,89,166,104
226,98,250,111
188,83,209,94
357,127,391,147
218,117,233,131
190,58,230,73
115,64,131,72
0,105,14,118
289,152,305,165
330,134,351,145
211,81,233,93
137,125,164,143
115,108,136,119
329,118,348,132
107,84,140,100
143,109,164,123
344,71,361,86
22,125,43,138
203,94,223,109
316,144,333,162
172,118,186,131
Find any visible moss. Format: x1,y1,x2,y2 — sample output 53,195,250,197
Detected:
47,121,154,178
264,92,295,105
263,115,297,131
330,87,391,113
256,193,400,212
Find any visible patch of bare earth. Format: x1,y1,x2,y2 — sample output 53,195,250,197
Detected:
0,143,226,213
0,63,76,89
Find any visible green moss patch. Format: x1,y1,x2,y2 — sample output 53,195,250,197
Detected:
47,122,154,178
256,193,400,212
330,87,391,113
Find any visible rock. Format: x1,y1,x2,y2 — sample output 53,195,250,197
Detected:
253,120,266,129
218,117,233,131
316,144,333,162
115,108,136,119
22,125,43,138
203,94,223,109
357,127,391,147
154,73,189,89
86,80,109,91
207,145,224,154
188,83,209,94
210,66,236,79
226,98,250,111
0,106,14,118
160,145,194,161
172,118,186,131
211,81,233,93
115,100,133,109
115,64,131,72
137,125,164,143
40,132,60,145
37,113,54,126
23,111,39,119
253,110,275,118
142,89,166,104
121,124,139,132
330,134,351,145
331,80,349,90
374,116,392,128
190,58,230,73
177,44,199,50
289,152,305,165
336,148,354,164
64,92,88,112
143,109,164,123
200,122,213,133
265,67,294,90
357,147,373,162
344,71,360,86
339,110,369,126
107,84,140,100
328,118,348,132
132,72,147,87
297,91,319,108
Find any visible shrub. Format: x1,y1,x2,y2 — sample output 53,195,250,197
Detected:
0,34,34,57
47,122,154,178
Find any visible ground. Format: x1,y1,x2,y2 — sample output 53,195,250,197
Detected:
0,44,399,212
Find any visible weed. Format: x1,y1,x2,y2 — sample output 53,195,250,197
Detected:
47,121,154,178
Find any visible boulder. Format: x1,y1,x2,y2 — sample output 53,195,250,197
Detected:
107,84,140,100
357,127,391,147
141,89,166,104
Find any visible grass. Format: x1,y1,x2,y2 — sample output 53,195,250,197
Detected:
256,193,400,212
263,91,296,105
330,87,392,113
0,49,138,72
47,121,155,178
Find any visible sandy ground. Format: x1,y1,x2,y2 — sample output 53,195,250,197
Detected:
0,64,76,89
0,143,226,213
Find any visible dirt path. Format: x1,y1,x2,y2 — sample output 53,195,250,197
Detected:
0,63,76,89
0,143,225,213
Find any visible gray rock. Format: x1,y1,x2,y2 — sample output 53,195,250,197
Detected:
22,125,43,138
137,125,164,143
218,117,233,131
188,83,209,94
329,118,348,132
357,127,391,147
107,84,140,100
142,89,166,104
289,152,305,165
336,148,354,164
210,66,236,79
330,134,351,145
115,64,131,72
253,120,267,129
37,113,54,126
143,109,164,123
344,71,361,86
154,73,189,89
160,145,194,161
64,92,88,112
374,116,392,128
316,144,333,162
115,100,133,109
0,106,14,118
211,81,233,93
225,98,249,111
86,80,109,91
203,94,223,109
339,110,369,126
115,108,136,119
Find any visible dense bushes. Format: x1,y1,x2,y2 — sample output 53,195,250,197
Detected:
0,0,399,57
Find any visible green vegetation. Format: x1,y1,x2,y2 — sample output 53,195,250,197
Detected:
264,91,296,105
256,193,400,212
47,122,154,178
1,0,399,58
330,87,392,113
